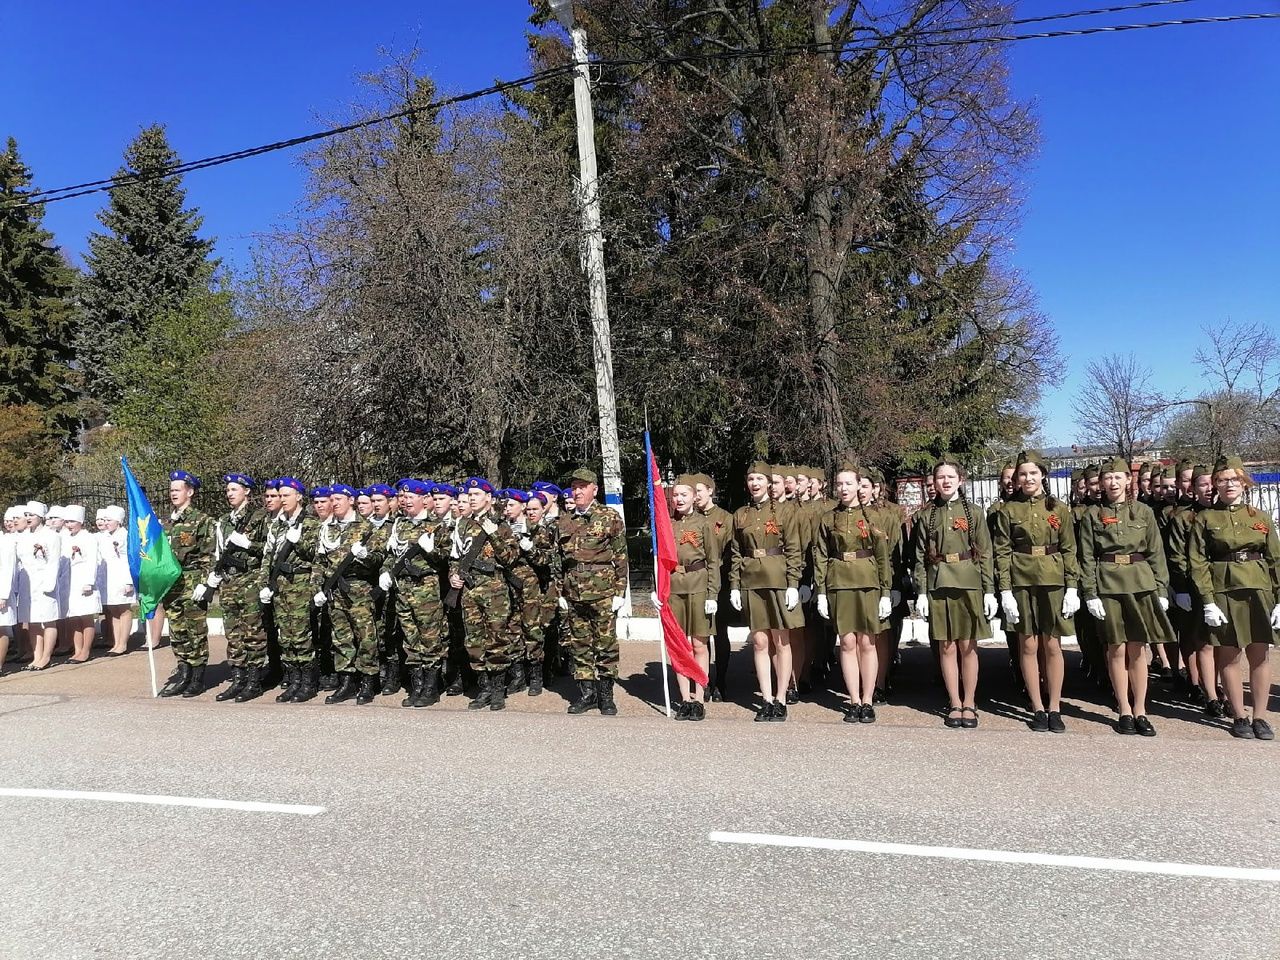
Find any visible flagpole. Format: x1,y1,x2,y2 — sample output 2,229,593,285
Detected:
144,615,158,697
644,411,673,719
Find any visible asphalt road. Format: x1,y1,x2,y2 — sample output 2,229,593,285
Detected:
1,639,1277,960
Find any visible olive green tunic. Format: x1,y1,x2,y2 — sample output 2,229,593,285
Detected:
1078,500,1174,645
993,493,1080,637
1166,502,1209,646
814,503,890,636
728,498,804,631
1188,501,1280,647
909,496,994,642
669,510,721,638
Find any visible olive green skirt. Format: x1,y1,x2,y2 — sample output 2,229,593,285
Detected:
745,587,806,632
1179,599,1210,648
1011,585,1071,638
669,592,714,638
926,589,992,643
830,588,879,637
1095,592,1174,646
1207,589,1278,648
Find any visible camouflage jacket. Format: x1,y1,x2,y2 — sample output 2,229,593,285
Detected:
260,509,321,588
165,505,215,577
557,502,628,602
381,512,450,581
209,504,269,578
449,509,520,584
313,515,386,589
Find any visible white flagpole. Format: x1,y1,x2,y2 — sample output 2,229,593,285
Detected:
144,613,158,697
655,557,673,720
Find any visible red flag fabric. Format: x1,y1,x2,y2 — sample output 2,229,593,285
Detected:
650,449,709,687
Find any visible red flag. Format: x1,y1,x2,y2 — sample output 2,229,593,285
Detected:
649,448,709,687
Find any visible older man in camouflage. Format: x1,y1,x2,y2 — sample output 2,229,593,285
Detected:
557,467,629,716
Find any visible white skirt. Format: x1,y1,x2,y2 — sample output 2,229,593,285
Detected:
20,575,60,625
0,597,14,628
66,588,102,619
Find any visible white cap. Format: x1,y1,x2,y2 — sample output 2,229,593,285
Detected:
64,505,86,524
4,506,21,521
47,505,65,521
94,508,106,521
105,505,126,524
24,501,47,518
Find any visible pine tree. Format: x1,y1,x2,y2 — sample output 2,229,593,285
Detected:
0,137,79,441
78,124,214,414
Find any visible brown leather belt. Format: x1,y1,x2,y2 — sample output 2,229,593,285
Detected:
751,547,785,559
1218,550,1263,563
675,560,707,574
1014,544,1060,557
928,548,976,565
1101,552,1146,565
840,549,874,562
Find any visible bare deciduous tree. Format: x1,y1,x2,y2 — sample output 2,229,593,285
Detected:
1073,353,1163,461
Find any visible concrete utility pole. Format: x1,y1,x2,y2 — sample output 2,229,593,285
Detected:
550,0,624,523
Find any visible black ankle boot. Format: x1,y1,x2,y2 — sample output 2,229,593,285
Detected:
325,672,359,704
158,662,191,698
292,664,319,703
467,672,493,710
181,665,207,698
505,661,526,696
527,662,544,696
355,673,379,705
489,669,507,711
401,666,425,707
418,667,441,707
567,679,598,714
597,677,617,716
318,671,339,692
380,662,401,696
215,667,245,702
275,664,299,703
234,666,263,703
446,671,464,696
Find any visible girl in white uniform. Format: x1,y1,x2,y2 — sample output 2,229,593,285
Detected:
98,505,136,655
0,507,18,672
17,501,61,670
61,505,102,663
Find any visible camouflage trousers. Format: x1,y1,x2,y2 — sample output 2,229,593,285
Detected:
396,576,448,668
565,595,619,680
506,584,555,665
329,579,379,677
461,573,512,673
163,574,209,667
273,576,315,666
220,571,267,668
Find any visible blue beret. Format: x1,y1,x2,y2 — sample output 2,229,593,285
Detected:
398,479,430,496
330,484,358,499
505,489,529,504
310,485,331,498
394,478,416,490
527,490,549,505
431,483,458,498
368,483,394,498
263,477,281,490
531,481,557,494
463,477,494,494
222,473,255,489
278,477,305,493
169,470,200,489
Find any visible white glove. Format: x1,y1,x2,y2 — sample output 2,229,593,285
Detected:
915,595,930,620
558,595,569,611
82,585,94,596
378,571,394,592
1086,598,1106,620
191,584,208,603
785,587,799,610
704,599,718,616
983,593,999,621
417,532,435,553
313,591,327,607
259,587,273,605
798,583,812,603
285,524,302,544
1001,590,1020,625
350,542,368,560
877,596,892,621
518,537,534,552
1157,596,1170,613
650,591,662,610
1203,602,1228,627
227,531,250,549
480,518,499,536
1270,604,1280,630
1174,593,1192,612
610,595,625,614
890,589,902,608
1061,587,1080,619
205,571,223,589
729,589,742,611
816,594,830,619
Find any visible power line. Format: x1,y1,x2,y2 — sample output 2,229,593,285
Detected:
7,9,1278,211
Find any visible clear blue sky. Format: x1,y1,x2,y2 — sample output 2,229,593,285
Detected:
5,1,1278,445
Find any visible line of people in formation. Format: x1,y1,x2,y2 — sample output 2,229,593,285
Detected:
0,452,1273,738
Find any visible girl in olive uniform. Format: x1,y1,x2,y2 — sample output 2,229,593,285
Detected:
993,450,1080,733
911,459,996,729
1167,466,1221,713
728,461,803,722
1188,456,1279,740
815,463,891,723
660,475,721,721
1079,458,1173,736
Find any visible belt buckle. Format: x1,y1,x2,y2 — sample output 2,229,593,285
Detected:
1114,554,1131,566
841,551,857,562
752,548,767,559
944,552,960,563
1030,545,1046,558
1234,551,1249,562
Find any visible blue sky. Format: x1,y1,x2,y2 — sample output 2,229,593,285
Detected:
5,1,1278,445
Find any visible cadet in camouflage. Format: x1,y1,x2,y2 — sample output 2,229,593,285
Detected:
158,470,216,699
206,473,269,703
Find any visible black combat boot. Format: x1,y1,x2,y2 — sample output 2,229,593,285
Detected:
380,660,402,696
275,664,299,703
401,666,425,707
325,672,359,704
567,679,598,714
158,662,191,698
418,667,442,707
467,672,493,711
181,665,207,698
215,667,245,702
318,671,339,692
292,664,319,703
234,666,263,703
355,673,379,705
489,669,507,711
597,678,618,716
505,661,526,696
527,661,544,697
445,669,465,697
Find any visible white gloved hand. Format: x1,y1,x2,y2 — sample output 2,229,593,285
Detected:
205,571,223,589
313,591,327,607
1270,604,1280,630
227,531,250,549
816,594,830,619
191,584,208,603
558,595,569,612
983,593,999,621
518,536,534,552
480,518,499,536
650,591,662,610
890,589,902,608
285,524,302,544
1174,593,1192,612
785,587,799,611
351,542,368,560
1001,590,1020,626
417,532,435,553
82,585,94,596
1061,587,1080,619
915,595,930,620
729,589,742,612
378,571,394,592
704,598,718,616
798,583,812,603
1203,602,1228,627
1086,597,1106,620
877,596,892,621
1157,596,1170,613
258,587,273,605
610,595,625,614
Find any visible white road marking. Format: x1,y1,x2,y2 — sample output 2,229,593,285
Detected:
708,831,1280,882
0,788,325,816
